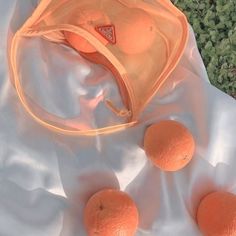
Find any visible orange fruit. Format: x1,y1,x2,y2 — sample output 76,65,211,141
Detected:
122,52,155,80
114,8,156,54
197,191,236,236
144,120,195,171
84,189,139,236
64,9,110,53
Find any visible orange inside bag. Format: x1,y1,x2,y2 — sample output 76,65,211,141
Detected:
10,0,189,136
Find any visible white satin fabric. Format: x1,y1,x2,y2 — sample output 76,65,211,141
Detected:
0,1,236,236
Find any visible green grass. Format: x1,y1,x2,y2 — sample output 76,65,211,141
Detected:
172,0,236,98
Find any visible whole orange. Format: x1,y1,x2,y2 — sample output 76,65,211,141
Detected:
114,8,156,54
197,191,236,236
64,8,110,53
144,120,195,171
84,189,139,236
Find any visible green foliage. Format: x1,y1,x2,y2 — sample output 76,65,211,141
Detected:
171,0,236,98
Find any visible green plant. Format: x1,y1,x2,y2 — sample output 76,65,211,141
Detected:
172,0,236,98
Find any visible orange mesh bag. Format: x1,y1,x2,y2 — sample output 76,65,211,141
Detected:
10,0,188,136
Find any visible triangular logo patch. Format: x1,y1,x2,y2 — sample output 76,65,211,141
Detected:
95,25,116,44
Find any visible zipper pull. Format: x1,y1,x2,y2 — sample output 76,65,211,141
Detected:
105,99,131,117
